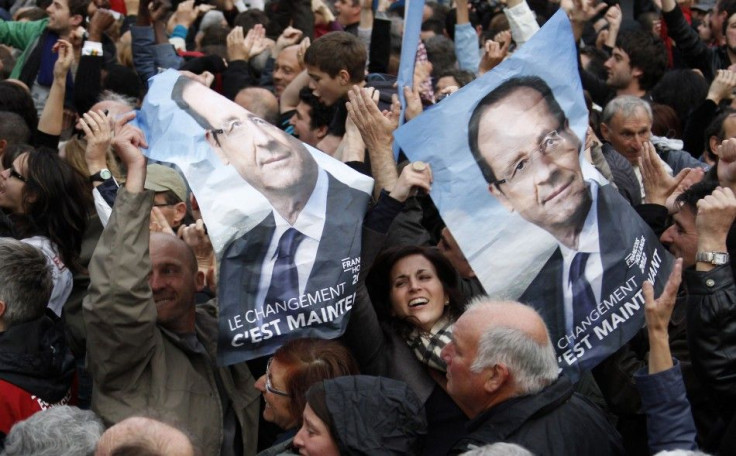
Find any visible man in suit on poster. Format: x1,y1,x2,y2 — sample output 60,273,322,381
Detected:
172,75,369,363
468,75,667,371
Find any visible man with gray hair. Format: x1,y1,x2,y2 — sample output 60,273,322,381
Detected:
441,298,625,455
1,406,103,456
599,95,705,200
0,238,76,447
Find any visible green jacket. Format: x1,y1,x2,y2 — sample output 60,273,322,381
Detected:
83,188,260,456
0,18,49,80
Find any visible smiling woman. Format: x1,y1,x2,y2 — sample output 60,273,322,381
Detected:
366,245,464,372
0,145,91,316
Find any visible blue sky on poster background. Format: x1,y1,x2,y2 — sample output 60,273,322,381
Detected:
394,10,602,298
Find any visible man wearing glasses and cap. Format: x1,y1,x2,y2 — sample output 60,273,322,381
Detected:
468,75,665,372
171,75,370,363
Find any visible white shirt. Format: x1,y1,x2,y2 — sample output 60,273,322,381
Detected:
256,168,328,305
559,182,603,335
22,236,73,317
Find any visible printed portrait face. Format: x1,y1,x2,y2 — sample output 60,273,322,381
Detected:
176,78,318,198
472,83,587,235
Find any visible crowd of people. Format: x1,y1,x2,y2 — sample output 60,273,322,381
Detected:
1,0,736,454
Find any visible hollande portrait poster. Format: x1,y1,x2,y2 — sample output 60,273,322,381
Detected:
138,70,373,365
393,11,673,381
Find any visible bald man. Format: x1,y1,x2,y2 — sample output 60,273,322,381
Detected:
442,298,625,455
234,87,280,126
84,126,260,456
96,416,197,456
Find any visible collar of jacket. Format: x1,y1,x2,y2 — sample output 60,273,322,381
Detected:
465,376,574,439
0,311,75,402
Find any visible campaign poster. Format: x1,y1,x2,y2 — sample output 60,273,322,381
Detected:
138,70,373,365
393,11,673,381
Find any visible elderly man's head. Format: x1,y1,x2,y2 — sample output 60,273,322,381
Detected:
440,298,558,418
600,96,653,165
96,416,198,456
3,406,103,456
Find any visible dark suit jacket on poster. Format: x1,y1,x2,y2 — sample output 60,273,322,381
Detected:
518,183,672,379
216,173,370,365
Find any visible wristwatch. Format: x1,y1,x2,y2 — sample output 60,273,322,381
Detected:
89,168,112,183
695,251,730,265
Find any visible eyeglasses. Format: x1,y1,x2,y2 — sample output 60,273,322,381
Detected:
8,168,29,183
210,117,268,145
490,129,564,188
265,357,290,397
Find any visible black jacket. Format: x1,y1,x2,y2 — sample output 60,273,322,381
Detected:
0,311,75,403
684,264,736,453
663,6,732,82
450,377,625,455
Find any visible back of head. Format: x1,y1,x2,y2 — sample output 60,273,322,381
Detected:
274,337,360,422
719,0,736,35
0,81,38,131
304,32,367,84
465,298,559,396
67,0,91,20
235,87,280,126
96,416,199,456
307,376,427,455
461,442,534,456
0,238,52,329
233,9,270,32
2,406,103,456
424,35,457,78
651,69,708,126
103,66,144,105
615,30,667,91
297,86,336,130
0,111,31,147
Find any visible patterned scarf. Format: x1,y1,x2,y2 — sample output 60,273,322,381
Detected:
404,315,454,372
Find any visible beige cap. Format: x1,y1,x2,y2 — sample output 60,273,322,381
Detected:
145,164,188,203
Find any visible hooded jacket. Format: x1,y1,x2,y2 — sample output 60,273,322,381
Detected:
324,376,427,455
0,312,76,444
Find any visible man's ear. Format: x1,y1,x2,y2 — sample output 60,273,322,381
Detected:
488,183,514,212
483,363,510,394
172,201,187,226
195,270,206,292
631,66,643,81
70,14,83,28
337,69,351,86
205,130,229,165
710,135,721,157
600,122,611,142
315,125,329,140
0,299,6,319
